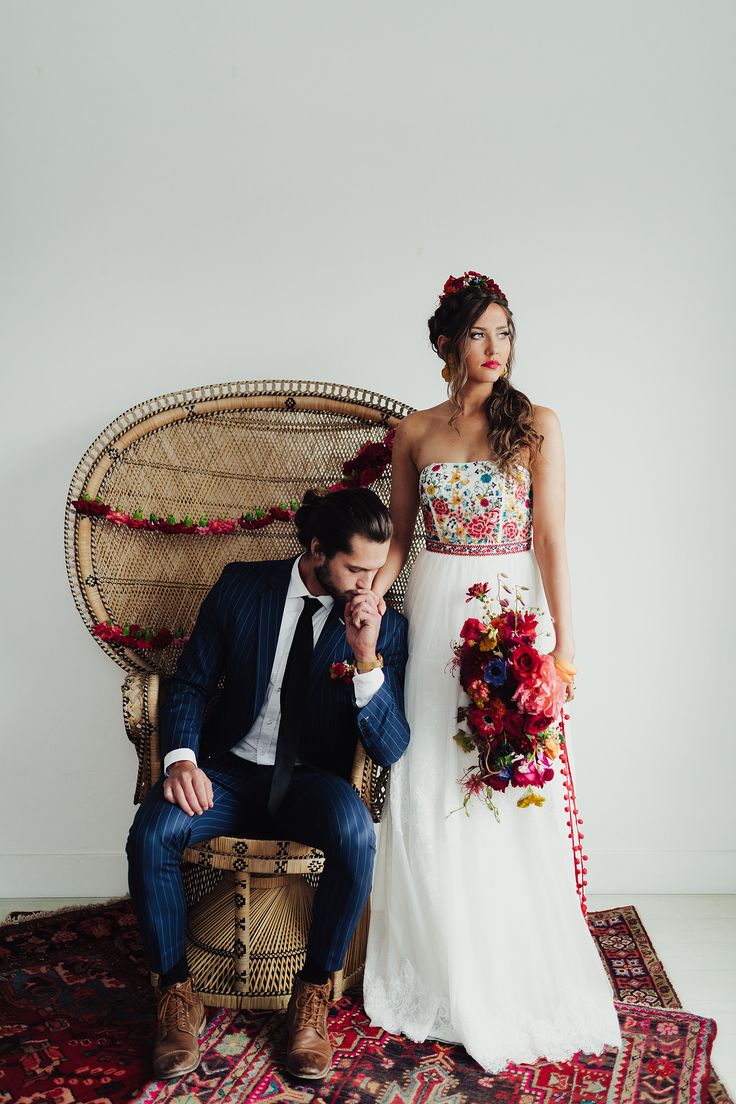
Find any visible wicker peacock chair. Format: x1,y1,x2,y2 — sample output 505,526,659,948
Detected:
65,379,420,1010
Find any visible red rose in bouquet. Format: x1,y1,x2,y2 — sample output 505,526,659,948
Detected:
451,574,568,820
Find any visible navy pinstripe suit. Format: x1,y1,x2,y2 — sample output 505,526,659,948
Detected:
126,557,410,977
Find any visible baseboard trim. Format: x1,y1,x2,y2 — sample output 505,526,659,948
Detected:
1,850,734,897
0,854,129,897
586,851,736,895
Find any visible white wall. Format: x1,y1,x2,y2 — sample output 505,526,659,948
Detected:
1,0,734,896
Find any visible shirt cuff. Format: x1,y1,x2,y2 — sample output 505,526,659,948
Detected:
163,748,198,776
353,667,384,708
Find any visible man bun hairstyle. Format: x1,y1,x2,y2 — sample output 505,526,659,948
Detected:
295,487,392,559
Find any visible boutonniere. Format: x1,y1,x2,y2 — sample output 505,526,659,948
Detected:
329,660,356,684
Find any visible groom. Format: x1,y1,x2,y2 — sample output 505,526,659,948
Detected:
126,487,410,1081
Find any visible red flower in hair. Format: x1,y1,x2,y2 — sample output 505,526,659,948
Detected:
439,271,507,304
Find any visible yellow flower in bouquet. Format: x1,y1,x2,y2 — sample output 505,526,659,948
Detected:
517,790,545,808
543,735,561,760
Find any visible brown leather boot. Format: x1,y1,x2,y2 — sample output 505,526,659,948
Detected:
285,975,333,1080
152,978,206,1080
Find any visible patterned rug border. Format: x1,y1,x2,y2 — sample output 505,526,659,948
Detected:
2,895,731,1104
593,903,682,1010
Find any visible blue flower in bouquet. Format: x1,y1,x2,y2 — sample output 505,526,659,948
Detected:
483,656,507,687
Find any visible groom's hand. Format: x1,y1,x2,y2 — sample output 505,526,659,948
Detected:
344,585,382,663
163,761,214,817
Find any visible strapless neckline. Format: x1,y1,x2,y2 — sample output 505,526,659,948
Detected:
419,459,530,479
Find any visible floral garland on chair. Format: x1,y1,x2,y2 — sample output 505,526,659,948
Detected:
83,427,396,649
92,622,190,651
73,428,395,535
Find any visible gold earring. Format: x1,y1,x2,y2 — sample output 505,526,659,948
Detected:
441,363,451,383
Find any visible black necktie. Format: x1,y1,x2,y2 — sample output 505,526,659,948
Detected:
267,596,323,815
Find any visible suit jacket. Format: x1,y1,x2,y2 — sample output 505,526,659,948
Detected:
160,558,411,781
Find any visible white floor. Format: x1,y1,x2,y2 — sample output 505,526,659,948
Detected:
1,894,734,1096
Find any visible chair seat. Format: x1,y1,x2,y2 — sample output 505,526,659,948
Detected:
182,836,326,876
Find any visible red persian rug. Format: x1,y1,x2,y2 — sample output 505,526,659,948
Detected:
0,899,730,1104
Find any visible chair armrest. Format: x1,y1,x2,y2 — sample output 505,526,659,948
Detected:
122,671,391,819
122,672,161,804
350,741,390,824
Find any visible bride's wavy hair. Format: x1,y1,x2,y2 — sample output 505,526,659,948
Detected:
428,286,542,474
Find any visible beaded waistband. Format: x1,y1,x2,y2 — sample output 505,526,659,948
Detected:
425,538,532,557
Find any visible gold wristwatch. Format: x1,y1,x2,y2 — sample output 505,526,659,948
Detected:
355,653,384,673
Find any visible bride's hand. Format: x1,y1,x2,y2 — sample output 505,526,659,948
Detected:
371,589,387,616
551,651,576,703
349,587,386,620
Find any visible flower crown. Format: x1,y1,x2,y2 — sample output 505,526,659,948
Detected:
439,271,507,305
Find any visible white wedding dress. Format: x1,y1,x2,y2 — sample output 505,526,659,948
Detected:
363,461,622,1072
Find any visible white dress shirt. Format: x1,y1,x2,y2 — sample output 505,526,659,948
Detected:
164,555,384,774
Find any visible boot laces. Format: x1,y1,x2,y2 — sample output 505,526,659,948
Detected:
295,983,329,1038
158,983,200,1034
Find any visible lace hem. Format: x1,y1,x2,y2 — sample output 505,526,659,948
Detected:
363,961,622,1075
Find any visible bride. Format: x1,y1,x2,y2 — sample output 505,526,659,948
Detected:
360,271,622,1071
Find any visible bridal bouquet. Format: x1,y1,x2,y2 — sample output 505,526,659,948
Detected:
452,576,571,820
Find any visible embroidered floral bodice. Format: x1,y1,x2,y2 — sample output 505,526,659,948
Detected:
420,461,532,553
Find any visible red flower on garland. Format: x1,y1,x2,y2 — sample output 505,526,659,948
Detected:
73,495,110,518
238,513,274,530
92,621,189,651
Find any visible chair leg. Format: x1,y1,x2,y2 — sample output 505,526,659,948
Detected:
233,871,251,994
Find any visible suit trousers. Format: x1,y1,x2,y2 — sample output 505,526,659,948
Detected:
126,752,377,976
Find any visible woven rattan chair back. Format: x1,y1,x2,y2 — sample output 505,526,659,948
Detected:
66,380,418,678
65,380,419,1009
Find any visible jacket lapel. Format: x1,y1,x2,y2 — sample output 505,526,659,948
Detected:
253,559,293,714
310,605,348,690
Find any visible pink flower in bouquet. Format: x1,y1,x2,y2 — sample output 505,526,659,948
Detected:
495,610,538,646
512,758,554,788
463,775,486,797
460,618,486,643
509,611,538,644
508,642,542,680
466,678,490,706
465,582,490,603
512,654,565,718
